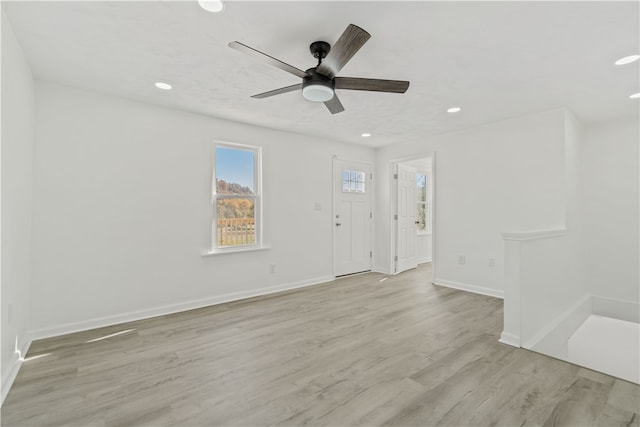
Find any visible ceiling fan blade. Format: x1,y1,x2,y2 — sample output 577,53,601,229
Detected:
251,84,303,99
324,94,345,114
335,77,410,93
316,24,371,78
229,41,308,79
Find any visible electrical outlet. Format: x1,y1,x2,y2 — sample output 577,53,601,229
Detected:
314,202,322,211
269,263,276,274
458,255,466,265
488,258,496,267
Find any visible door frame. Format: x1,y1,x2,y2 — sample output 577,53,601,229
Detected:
332,156,373,277
388,152,436,281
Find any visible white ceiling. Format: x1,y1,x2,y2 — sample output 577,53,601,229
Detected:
4,1,639,147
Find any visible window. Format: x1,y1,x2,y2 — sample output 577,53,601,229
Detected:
343,169,366,193
212,142,261,250
416,173,431,234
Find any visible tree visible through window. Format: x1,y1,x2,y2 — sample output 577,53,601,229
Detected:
416,173,430,233
213,144,261,249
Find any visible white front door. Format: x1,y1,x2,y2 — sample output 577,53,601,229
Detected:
396,164,417,273
333,159,372,277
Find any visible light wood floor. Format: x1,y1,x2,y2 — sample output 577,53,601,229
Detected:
2,264,639,426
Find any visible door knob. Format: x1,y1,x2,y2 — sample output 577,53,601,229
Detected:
415,221,420,225
336,223,342,227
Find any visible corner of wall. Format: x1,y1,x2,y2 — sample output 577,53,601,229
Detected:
1,10,36,405
1,334,32,404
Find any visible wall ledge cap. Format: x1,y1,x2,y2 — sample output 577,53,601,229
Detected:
502,228,567,241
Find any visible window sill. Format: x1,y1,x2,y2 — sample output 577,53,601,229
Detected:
202,246,271,256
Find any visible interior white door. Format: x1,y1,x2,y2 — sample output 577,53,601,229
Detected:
396,164,418,273
334,159,372,277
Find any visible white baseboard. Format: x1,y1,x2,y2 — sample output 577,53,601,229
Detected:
592,295,640,324
417,258,432,265
30,275,334,341
433,278,504,299
504,295,639,358
1,334,32,405
499,332,520,348
372,266,392,275
522,293,592,353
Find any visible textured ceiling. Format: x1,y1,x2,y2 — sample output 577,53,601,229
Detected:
3,1,639,147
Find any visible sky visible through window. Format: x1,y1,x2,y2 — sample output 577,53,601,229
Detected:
417,174,426,201
216,147,254,191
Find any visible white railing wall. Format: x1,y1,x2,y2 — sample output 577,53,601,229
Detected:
500,228,589,351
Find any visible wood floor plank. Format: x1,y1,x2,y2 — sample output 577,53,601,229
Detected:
542,377,613,427
2,264,638,426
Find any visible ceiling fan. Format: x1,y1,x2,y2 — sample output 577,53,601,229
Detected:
229,24,410,114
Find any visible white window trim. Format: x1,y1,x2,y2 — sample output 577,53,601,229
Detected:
202,246,270,257
208,140,265,254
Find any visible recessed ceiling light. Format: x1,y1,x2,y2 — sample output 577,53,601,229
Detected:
615,55,640,65
361,133,371,137
155,82,172,90
198,0,224,13
447,107,462,113
630,92,640,99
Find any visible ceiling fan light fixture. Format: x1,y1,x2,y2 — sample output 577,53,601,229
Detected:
302,84,334,102
302,70,335,102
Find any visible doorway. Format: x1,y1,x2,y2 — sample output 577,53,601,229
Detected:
333,158,372,277
391,154,434,279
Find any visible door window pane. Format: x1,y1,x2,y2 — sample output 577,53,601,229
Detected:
342,169,366,193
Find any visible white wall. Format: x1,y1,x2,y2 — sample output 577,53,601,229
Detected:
375,109,567,295
500,111,586,348
31,82,374,337
1,11,35,401
416,230,432,264
518,232,588,347
582,118,639,303
563,110,585,301
516,110,587,344
502,113,639,353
